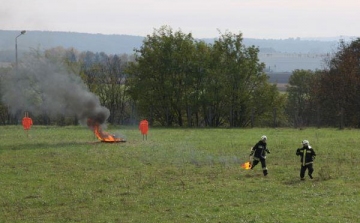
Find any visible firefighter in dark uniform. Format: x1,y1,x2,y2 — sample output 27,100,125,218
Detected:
250,135,270,176
296,140,316,180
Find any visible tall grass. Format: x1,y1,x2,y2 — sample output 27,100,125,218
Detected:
1,126,359,222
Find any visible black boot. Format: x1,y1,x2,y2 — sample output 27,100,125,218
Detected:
263,170,268,176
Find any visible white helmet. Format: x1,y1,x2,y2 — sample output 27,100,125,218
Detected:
261,135,267,141
302,140,309,146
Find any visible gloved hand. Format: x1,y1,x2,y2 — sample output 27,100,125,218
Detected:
249,151,254,156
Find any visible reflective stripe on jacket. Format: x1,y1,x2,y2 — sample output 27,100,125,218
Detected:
296,146,316,166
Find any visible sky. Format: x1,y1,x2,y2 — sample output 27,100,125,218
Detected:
1,0,360,39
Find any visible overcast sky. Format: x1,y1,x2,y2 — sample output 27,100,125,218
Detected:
1,0,360,39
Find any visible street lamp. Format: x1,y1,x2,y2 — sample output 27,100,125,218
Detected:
11,30,26,124
15,30,26,70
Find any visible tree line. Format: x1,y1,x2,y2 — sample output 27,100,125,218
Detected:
287,39,360,128
1,26,359,128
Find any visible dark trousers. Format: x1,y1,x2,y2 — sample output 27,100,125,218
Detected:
300,163,314,178
251,158,268,176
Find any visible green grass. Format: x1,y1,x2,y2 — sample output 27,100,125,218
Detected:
1,126,360,222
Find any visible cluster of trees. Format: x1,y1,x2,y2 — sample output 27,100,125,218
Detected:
1,26,360,128
126,26,285,127
287,39,360,128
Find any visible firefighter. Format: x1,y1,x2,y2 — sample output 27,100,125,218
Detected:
296,140,316,180
250,135,270,176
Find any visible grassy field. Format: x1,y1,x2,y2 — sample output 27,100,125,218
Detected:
1,125,360,222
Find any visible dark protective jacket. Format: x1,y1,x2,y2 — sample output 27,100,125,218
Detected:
251,140,270,159
296,146,316,166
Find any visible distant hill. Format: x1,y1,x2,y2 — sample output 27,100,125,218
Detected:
0,30,144,55
0,30,353,72
203,37,340,54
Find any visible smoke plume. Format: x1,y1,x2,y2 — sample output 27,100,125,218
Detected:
1,53,109,125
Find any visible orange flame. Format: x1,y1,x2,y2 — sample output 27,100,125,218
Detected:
241,162,252,170
88,118,125,143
